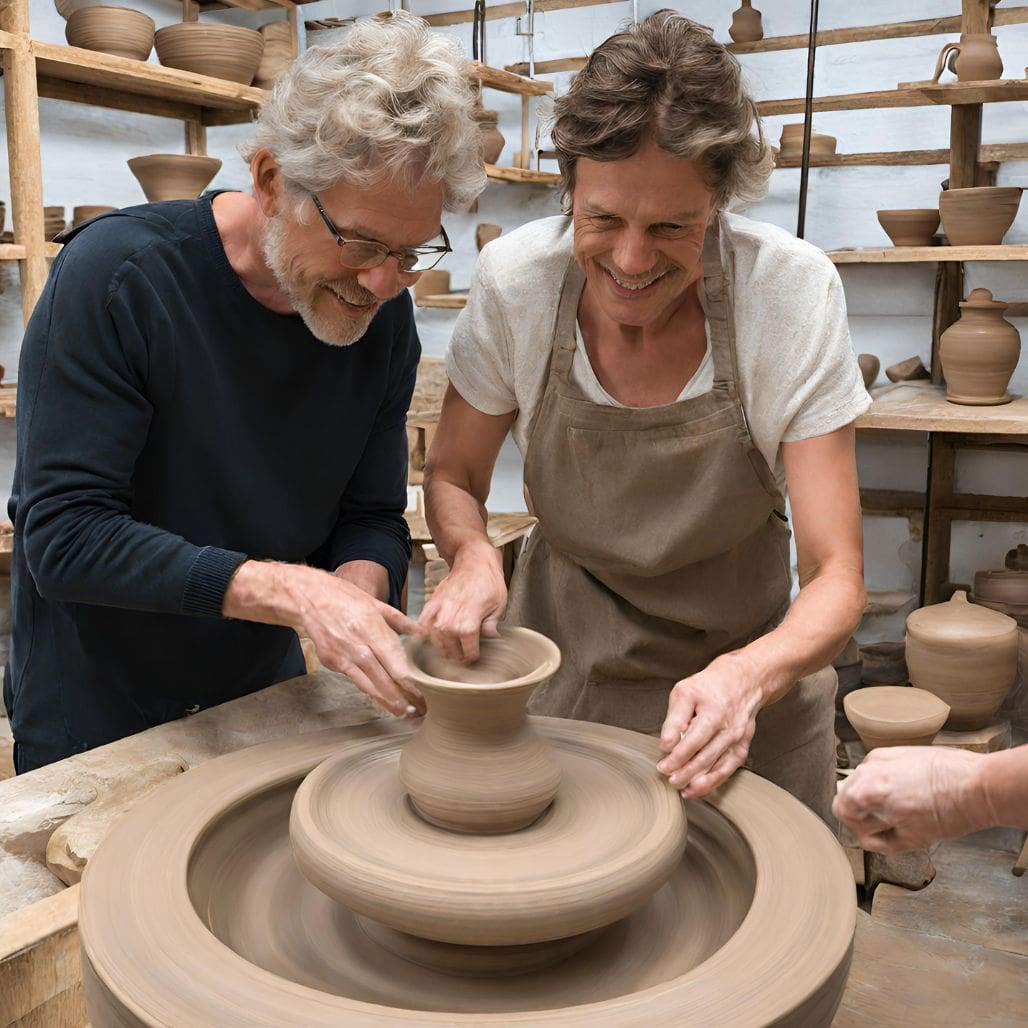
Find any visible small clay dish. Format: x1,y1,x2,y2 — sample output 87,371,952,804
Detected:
877,209,941,247
843,686,950,750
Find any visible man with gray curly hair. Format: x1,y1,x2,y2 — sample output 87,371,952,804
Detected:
4,12,485,772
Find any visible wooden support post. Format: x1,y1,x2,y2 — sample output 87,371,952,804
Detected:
930,262,963,385
182,0,207,155
920,435,956,605
2,1,48,326
519,94,530,170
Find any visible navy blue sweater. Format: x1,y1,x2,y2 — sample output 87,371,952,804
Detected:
4,195,417,771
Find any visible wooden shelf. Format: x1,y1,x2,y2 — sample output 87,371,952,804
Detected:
758,79,1028,117
827,245,1028,264
420,0,622,28
775,142,1028,169
505,56,587,77
727,7,1028,55
470,61,553,96
856,384,1028,434
0,385,17,419
485,164,560,185
0,34,267,124
414,293,468,309
0,244,26,262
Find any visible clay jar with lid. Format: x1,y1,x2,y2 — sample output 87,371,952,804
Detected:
728,0,763,43
400,627,562,833
932,33,1003,83
474,108,505,165
939,288,1021,405
905,591,1018,729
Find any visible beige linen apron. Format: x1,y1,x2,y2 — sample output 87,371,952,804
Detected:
505,219,837,823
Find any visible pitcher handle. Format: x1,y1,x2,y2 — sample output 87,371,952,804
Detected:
932,41,961,82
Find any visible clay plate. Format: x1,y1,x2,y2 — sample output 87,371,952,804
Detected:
80,721,856,1026
289,723,688,946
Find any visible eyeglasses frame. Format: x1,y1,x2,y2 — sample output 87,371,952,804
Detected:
310,193,452,273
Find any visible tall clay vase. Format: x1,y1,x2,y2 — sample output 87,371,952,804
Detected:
905,591,1018,730
939,288,1021,405
932,33,1003,83
728,0,763,43
400,628,562,834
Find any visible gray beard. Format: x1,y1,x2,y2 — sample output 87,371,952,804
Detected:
260,213,372,348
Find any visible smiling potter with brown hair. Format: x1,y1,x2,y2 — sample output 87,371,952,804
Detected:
422,10,869,822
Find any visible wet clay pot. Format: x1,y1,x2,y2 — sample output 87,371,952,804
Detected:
906,591,1018,729
932,33,1003,83
65,5,154,61
857,353,880,390
728,0,763,43
154,22,263,85
939,186,1022,246
127,154,222,202
474,108,505,165
939,288,1021,405
843,686,950,750
877,208,940,247
254,20,294,90
399,628,563,833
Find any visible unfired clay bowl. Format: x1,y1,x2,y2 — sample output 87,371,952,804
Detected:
154,22,263,85
858,353,880,389
778,125,837,161
843,686,950,749
877,209,940,247
974,569,1028,619
939,186,1022,246
72,205,116,227
65,5,154,61
905,590,1018,729
127,154,222,202
254,20,293,90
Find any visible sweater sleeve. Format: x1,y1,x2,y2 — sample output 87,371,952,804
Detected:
14,242,247,618
324,295,419,607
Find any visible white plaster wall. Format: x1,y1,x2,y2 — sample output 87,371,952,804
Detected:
2,0,1028,628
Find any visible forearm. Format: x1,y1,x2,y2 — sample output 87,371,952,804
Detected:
334,559,390,602
222,559,322,629
976,745,1028,831
730,564,865,705
424,472,502,574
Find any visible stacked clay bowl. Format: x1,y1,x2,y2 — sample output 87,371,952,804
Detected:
778,124,837,161
44,206,66,240
254,20,294,90
154,22,264,85
877,209,940,247
72,205,117,227
843,686,950,750
127,154,222,202
906,590,1018,729
939,186,1022,245
974,568,1028,623
65,5,155,61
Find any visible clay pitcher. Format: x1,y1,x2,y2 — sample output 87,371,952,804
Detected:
400,628,562,833
474,107,505,165
939,288,1021,406
728,0,763,43
932,33,1003,83
905,591,1018,730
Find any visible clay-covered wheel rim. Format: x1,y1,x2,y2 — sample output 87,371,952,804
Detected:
80,720,856,1026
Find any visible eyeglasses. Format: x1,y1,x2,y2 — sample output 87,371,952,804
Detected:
310,194,452,273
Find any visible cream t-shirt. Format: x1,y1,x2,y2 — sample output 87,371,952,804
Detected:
445,212,870,490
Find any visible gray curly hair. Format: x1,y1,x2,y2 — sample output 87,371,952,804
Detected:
551,10,772,212
241,11,486,211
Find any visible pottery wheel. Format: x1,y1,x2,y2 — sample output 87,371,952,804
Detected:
80,720,856,1026
289,721,688,946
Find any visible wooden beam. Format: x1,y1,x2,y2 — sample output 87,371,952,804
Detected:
506,56,587,76
922,435,956,604
757,79,1028,117
471,61,553,96
485,163,560,185
422,0,623,28
726,8,1028,55
37,76,206,122
775,143,1028,168
828,245,1028,264
931,262,963,386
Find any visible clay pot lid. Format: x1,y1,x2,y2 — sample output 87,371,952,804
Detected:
843,685,949,728
959,287,1007,309
907,590,1017,642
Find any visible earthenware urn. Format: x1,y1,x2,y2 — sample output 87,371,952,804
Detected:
932,32,1003,82
905,591,1018,730
939,288,1021,405
728,0,763,43
400,627,562,833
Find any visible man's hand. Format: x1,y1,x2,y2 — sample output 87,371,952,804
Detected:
418,540,507,663
656,652,772,800
224,560,424,716
833,746,989,852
